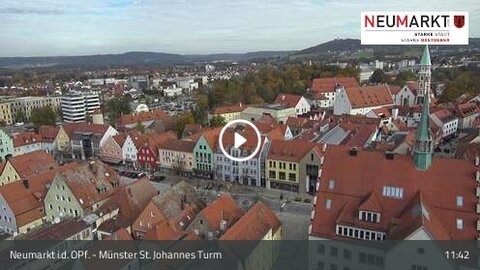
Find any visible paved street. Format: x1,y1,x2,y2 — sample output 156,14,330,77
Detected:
121,172,313,240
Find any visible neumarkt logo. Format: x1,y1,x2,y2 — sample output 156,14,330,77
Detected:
361,12,469,45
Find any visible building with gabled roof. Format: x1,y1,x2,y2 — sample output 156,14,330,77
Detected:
209,103,245,122
193,127,222,178
186,193,242,240
158,138,197,175
136,131,177,171
333,85,395,116
220,201,282,240
0,150,58,186
95,178,158,239
266,140,322,194
455,102,480,129
63,122,118,160
132,181,205,239
311,49,480,244
274,93,311,115
44,160,122,222
12,131,43,156
117,109,174,133
310,77,359,108
0,162,76,236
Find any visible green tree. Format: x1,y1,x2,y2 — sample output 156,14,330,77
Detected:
135,121,145,133
175,112,195,138
30,105,56,127
370,69,391,84
393,70,417,86
209,115,226,128
15,110,25,123
105,97,132,124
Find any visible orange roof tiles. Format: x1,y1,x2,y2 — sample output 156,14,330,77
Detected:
63,122,110,138
117,109,173,126
158,138,196,153
13,132,43,147
344,85,394,109
311,145,478,240
274,93,302,108
211,103,245,115
112,133,128,147
197,193,242,232
220,201,281,240
267,140,317,162
455,102,479,118
311,77,359,94
38,125,60,143
104,228,133,240
58,160,121,210
8,150,58,178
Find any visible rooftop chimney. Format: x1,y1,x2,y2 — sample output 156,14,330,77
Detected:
22,178,29,189
349,147,358,157
385,151,395,160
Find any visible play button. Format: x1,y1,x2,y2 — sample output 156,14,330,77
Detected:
219,119,262,162
234,132,247,148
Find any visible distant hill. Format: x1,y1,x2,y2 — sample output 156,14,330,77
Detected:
0,50,293,69
294,38,480,58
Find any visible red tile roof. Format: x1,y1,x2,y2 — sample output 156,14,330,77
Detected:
58,160,121,210
117,109,173,126
455,102,479,118
7,150,58,178
0,181,43,227
311,145,478,240
267,140,318,162
98,178,158,225
220,201,281,240
13,132,43,147
38,125,60,143
196,193,242,232
112,133,128,147
23,219,89,240
63,122,111,138
211,103,245,115
158,138,196,153
344,85,394,109
311,77,359,94
274,93,302,108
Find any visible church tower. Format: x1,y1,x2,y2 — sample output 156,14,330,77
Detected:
413,45,434,171
416,45,431,105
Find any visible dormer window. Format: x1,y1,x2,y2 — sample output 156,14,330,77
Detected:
456,219,463,230
456,196,463,207
359,210,380,223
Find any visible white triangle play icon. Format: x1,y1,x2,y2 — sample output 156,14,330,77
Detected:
234,132,247,148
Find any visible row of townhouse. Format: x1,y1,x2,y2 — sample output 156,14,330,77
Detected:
0,96,61,125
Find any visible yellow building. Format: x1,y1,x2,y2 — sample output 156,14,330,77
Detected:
55,126,70,152
0,103,13,125
266,140,322,195
158,138,196,175
0,162,20,186
209,103,245,123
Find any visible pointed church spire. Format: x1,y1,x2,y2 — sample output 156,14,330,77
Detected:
413,45,434,171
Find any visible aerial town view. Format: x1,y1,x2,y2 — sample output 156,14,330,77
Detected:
0,1,479,269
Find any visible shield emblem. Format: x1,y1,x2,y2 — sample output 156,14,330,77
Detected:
454,15,465,28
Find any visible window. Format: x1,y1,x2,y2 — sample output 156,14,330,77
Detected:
330,246,338,257
317,244,325,254
328,180,335,190
343,249,351,260
289,173,296,182
456,196,463,207
382,186,404,199
456,219,463,229
325,199,332,209
269,171,276,179
279,172,286,180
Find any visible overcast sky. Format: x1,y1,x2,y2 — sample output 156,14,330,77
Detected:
1,0,479,57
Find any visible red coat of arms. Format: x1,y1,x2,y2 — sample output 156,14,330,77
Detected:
454,15,465,28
